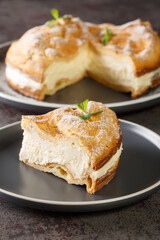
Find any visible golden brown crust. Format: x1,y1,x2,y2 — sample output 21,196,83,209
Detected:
6,18,160,78
151,77,160,88
93,135,122,170
89,157,120,194
6,18,86,79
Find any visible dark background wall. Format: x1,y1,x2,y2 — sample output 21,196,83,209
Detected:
0,1,160,240
0,0,160,44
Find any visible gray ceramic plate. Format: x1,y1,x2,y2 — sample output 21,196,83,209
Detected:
0,120,159,212
0,42,160,113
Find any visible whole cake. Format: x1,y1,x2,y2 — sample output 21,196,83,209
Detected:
6,10,160,100
19,100,122,194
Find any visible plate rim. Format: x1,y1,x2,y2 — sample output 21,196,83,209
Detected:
0,120,159,206
0,41,160,110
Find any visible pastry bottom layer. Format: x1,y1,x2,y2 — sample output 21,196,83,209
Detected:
7,79,44,100
89,72,160,98
7,76,83,100
22,158,120,194
7,72,160,101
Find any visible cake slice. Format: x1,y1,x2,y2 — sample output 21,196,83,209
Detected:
19,100,122,194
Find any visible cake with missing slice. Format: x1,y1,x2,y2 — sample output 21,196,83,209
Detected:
19,100,122,194
5,9,160,100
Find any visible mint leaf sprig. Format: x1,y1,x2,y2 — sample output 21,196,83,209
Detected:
101,27,113,45
76,99,89,113
76,99,103,121
78,111,103,120
47,9,71,27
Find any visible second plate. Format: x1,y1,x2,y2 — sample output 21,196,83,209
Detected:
0,120,159,212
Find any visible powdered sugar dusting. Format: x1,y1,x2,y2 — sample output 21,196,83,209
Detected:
106,19,155,59
133,25,146,35
26,115,49,123
47,101,121,163
49,25,62,33
123,39,133,55
45,48,58,57
65,24,78,34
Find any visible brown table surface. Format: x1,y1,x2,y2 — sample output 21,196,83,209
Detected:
0,0,160,239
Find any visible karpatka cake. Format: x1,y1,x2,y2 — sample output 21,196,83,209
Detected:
6,10,160,100
19,100,122,194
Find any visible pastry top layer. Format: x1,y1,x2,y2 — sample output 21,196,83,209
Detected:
6,17,160,79
22,101,122,170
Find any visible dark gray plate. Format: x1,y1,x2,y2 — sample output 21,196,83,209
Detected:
0,42,160,113
0,120,159,212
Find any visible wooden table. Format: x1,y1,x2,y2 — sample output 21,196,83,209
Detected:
0,0,160,239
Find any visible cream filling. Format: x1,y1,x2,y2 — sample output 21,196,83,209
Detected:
135,67,160,90
19,128,91,179
6,65,42,91
91,144,123,179
6,58,160,95
43,44,89,92
89,51,160,91
19,128,122,181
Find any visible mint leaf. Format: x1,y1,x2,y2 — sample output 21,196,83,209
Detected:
91,110,103,115
78,113,92,120
78,110,103,120
51,9,59,20
101,36,108,45
76,99,89,113
47,9,72,27
76,99,103,121
101,27,113,45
